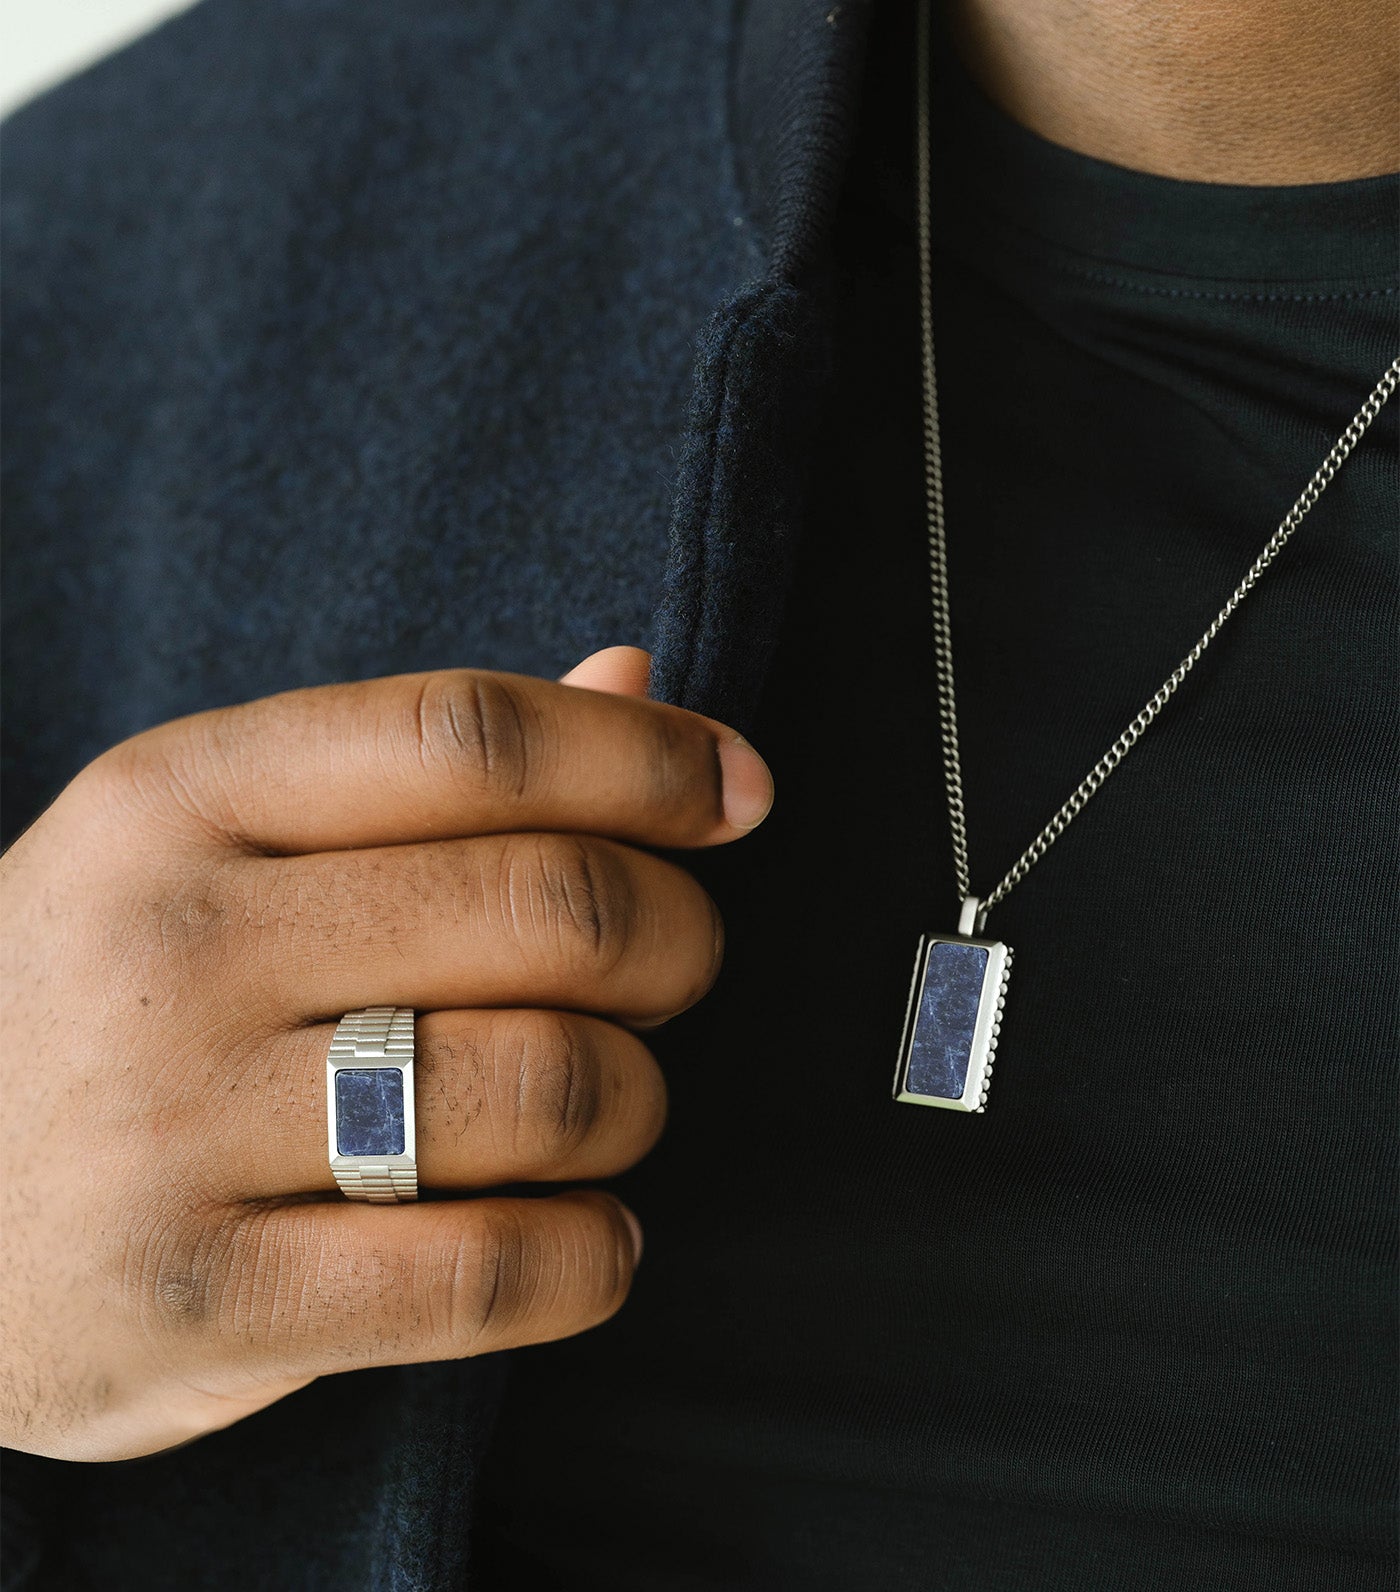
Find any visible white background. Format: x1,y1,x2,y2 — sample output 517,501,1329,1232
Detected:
2,0,197,116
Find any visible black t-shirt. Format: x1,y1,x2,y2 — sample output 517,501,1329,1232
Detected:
474,8,1398,1588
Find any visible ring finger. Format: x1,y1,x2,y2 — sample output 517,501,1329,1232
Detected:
225,1007,668,1200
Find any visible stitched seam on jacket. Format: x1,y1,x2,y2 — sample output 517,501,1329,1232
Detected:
676,282,773,704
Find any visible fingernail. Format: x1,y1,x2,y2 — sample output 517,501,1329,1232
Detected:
620,1204,644,1265
717,735,774,831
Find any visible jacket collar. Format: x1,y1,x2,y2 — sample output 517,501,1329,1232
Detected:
731,0,874,282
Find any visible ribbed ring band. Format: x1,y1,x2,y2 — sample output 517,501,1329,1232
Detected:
326,1006,419,1201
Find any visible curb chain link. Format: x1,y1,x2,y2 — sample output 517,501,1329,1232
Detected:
915,0,1400,922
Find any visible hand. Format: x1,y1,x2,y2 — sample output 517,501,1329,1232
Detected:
0,646,773,1461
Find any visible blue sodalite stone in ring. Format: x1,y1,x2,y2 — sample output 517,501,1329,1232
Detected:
334,1068,406,1157
905,941,989,1099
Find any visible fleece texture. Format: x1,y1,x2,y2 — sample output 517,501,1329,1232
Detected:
0,1,872,1587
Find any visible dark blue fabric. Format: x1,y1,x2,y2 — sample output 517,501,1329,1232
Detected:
470,6,1398,1582
0,1,872,1586
1,0,870,837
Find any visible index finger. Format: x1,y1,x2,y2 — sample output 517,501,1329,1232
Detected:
98,668,774,855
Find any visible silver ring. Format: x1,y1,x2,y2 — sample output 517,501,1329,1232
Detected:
326,1007,419,1201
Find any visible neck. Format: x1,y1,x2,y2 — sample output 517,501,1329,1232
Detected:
945,0,1400,184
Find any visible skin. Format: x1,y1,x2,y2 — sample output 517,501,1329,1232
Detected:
6,0,1394,1471
948,0,1400,182
0,646,773,1461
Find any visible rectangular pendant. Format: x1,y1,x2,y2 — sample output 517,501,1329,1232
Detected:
893,932,1013,1112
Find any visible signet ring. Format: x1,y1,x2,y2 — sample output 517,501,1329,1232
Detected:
326,1007,419,1201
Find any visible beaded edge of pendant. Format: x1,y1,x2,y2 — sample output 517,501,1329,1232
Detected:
973,946,1013,1114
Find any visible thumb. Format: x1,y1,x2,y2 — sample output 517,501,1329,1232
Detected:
558,644,653,699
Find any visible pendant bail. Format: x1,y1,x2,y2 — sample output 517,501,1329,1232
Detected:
958,895,983,936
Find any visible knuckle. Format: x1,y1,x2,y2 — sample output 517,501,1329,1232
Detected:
119,858,246,987
149,1249,221,1334
66,742,132,818
457,1207,529,1350
415,671,541,801
123,1206,236,1341
79,716,254,850
526,833,636,973
151,878,238,969
508,1012,603,1155
92,856,243,1002
67,737,174,840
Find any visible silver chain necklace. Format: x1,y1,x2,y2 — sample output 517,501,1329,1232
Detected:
894,0,1400,1113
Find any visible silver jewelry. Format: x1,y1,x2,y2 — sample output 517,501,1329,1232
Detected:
895,0,1400,1113
327,1006,419,1199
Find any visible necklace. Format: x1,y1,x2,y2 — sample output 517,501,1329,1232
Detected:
894,0,1400,1112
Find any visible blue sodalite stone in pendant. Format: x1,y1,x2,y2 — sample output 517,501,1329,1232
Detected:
906,942,989,1099
335,1068,405,1157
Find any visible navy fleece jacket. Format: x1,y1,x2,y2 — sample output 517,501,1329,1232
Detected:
0,2,871,1586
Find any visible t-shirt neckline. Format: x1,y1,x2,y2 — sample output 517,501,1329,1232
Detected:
921,31,1400,291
